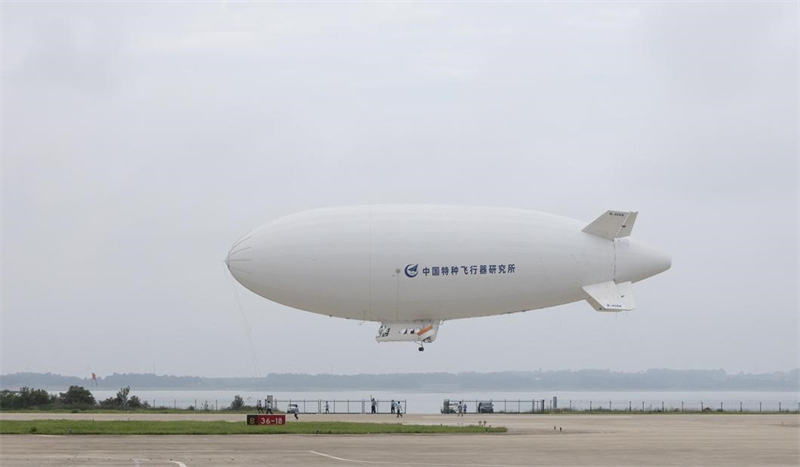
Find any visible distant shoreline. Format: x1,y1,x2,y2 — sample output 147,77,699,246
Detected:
3,369,798,392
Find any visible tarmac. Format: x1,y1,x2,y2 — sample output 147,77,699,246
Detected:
1,413,798,466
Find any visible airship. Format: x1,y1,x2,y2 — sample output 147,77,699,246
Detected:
226,206,671,351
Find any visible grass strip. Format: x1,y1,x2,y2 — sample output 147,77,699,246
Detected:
0,420,506,435
0,409,266,414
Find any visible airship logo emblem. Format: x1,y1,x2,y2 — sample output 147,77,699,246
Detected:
405,264,419,278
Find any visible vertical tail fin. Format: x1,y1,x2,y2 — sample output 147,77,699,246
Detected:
582,210,638,240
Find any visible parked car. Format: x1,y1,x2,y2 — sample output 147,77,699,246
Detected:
477,401,494,413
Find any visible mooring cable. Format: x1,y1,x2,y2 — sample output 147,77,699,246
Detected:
224,261,262,401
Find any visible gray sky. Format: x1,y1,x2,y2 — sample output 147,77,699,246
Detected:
2,2,798,378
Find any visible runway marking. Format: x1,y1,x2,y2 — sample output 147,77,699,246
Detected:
308,450,526,467
54,456,188,467
132,459,187,467
310,451,374,463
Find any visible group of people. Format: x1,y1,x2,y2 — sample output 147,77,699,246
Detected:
391,399,403,418
257,399,299,419
456,400,468,416
256,398,299,419
368,397,403,417
255,399,274,414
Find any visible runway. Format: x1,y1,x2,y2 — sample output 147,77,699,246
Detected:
1,414,798,466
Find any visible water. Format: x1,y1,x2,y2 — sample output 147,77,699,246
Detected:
84,389,799,413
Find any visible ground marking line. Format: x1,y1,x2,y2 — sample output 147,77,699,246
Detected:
308,451,525,467
309,451,372,463
45,455,187,467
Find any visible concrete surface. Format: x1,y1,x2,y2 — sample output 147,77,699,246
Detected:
1,414,798,466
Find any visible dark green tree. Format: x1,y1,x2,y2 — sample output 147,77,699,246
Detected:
128,395,148,408
59,386,96,407
115,386,130,408
230,394,244,410
99,396,119,408
0,390,16,409
0,388,53,409
19,387,52,407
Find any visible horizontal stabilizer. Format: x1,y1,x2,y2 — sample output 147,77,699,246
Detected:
582,281,635,312
376,322,439,343
582,210,638,240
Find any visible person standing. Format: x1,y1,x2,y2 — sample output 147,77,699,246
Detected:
265,399,273,414
391,399,396,414
371,397,377,414
256,399,264,414
396,401,403,418
325,401,330,414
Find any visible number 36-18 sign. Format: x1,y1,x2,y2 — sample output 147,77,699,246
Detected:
247,414,286,425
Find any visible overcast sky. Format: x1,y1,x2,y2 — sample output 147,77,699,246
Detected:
2,2,797,378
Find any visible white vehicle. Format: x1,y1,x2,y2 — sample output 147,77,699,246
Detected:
227,206,671,351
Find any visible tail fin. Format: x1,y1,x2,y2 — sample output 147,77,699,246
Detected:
582,281,635,312
582,210,638,240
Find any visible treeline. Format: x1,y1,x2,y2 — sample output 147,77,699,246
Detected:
1,385,255,412
0,386,148,410
2,369,797,391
